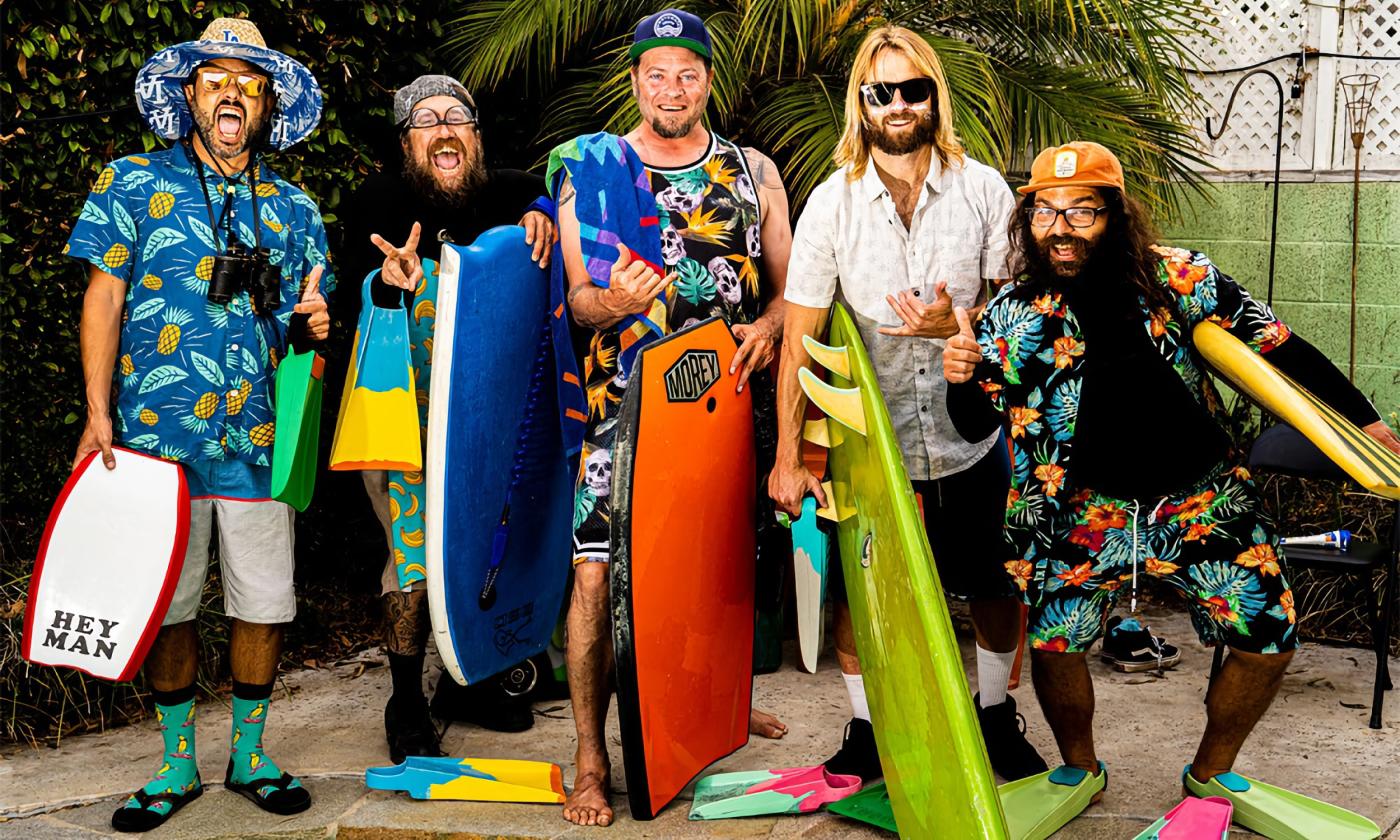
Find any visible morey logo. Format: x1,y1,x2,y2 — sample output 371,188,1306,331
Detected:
41,610,120,660
664,350,720,402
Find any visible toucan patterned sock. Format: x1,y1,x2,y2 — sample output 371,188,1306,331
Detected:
228,681,298,790
124,685,201,813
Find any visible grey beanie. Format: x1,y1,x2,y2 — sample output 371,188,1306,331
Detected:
393,74,477,125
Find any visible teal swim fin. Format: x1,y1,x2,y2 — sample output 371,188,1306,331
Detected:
689,765,862,820
998,762,1105,840
1182,766,1378,840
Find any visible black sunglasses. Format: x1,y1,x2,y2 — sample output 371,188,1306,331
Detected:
860,77,936,108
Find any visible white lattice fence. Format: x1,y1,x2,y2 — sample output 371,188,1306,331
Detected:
1332,0,1400,169
1187,0,1400,173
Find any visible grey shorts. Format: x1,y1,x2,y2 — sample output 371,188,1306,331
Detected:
162,497,297,625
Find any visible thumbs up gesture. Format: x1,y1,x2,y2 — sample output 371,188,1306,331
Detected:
879,281,958,338
943,306,981,383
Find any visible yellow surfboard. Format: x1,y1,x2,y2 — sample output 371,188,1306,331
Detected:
1193,321,1400,500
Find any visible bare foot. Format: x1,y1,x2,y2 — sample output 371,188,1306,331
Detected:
563,769,613,827
749,707,788,739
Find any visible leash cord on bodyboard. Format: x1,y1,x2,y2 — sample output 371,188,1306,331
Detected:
480,314,554,609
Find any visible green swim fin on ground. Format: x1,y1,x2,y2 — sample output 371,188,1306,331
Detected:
998,762,1106,840
1182,766,1379,840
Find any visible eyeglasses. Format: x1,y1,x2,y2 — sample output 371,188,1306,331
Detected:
1026,206,1109,229
194,68,270,98
859,77,936,109
406,105,477,129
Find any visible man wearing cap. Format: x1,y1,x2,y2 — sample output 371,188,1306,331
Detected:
770,25,1047,783
942,140,1399,822
553,8,793,826
338,74,556,761
66,18,330,831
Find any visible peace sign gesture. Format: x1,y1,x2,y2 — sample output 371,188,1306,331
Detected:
370,221,424,292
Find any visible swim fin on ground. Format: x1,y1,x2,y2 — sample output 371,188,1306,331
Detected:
998,762,1106,840
365,756,565,803
689,765,861,820
1182,766,1378,840
1134,795,1232,839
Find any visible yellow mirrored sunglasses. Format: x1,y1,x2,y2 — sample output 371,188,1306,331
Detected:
195,68,270,98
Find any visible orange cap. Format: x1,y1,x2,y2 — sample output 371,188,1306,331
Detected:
1018,141,1125,195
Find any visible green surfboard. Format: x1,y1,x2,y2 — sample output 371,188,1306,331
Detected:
799,303,1009,838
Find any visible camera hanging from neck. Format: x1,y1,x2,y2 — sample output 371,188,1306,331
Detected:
185,120,282,317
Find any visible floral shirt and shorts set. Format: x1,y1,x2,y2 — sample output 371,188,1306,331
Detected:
958,248,1299,655
66,144,333,625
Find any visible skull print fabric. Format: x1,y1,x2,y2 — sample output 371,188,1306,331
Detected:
571,133,765,564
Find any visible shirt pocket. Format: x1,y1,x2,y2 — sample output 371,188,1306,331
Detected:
931,232,984,306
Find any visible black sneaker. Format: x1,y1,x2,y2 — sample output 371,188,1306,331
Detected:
430,671,535,733
974,693,1048,781
823,717,883,782
384,696,444,765
1100,616,1180,673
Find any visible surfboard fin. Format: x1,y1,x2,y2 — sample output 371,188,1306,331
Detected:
799,368,867,436
802,335,852,379
365,757,566,803
803,418,831,448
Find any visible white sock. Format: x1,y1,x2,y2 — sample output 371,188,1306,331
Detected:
843,673,870,721
976,644,1016,707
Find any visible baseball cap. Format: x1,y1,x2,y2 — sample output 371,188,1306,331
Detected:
629,9,712,61
1018,141,1126,195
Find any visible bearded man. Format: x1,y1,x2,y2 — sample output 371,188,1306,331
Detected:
66,18,331,832
770,25,1048,783
339,74,556,762
943,141,1400,829
553,8,794,826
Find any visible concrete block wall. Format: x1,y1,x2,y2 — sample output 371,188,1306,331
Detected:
1159,181,1400,424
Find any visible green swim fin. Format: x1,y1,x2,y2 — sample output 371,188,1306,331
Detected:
826,781,897,833
998,762,1105,840
1182,766,1378,840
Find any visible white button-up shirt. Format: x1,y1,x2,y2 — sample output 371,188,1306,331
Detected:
785,154,1017,480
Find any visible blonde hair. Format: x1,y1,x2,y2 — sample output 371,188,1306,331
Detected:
834,26,964,180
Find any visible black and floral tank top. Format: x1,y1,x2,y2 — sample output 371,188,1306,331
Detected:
649,133,764,330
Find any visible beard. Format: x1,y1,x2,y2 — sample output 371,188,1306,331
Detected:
191,100,271,160
863,108,938,155
403,134,486,208
650,107,705,139
1024,230,1108,283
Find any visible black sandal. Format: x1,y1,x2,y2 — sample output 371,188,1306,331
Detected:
224,761,311,815
110,782,203,832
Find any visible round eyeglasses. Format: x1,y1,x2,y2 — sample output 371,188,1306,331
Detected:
1026,206,1108,229
406,105,477,129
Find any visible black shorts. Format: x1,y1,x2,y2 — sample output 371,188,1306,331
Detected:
831,435,1017,602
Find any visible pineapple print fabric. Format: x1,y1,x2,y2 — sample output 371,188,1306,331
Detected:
968,248,1298,653
66,144,333,478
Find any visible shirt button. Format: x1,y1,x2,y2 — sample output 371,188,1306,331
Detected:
230,343,240,351
920,405,928,413
919,368,926,375
913,290,921,297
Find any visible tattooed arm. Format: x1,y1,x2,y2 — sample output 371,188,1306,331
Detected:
557,174,671,330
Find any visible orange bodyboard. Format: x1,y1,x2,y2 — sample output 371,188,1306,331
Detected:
610,317,756,820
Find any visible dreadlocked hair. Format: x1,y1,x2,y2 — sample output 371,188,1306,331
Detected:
1011,188,1175,315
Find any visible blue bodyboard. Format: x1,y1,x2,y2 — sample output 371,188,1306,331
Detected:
425,227,573,685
